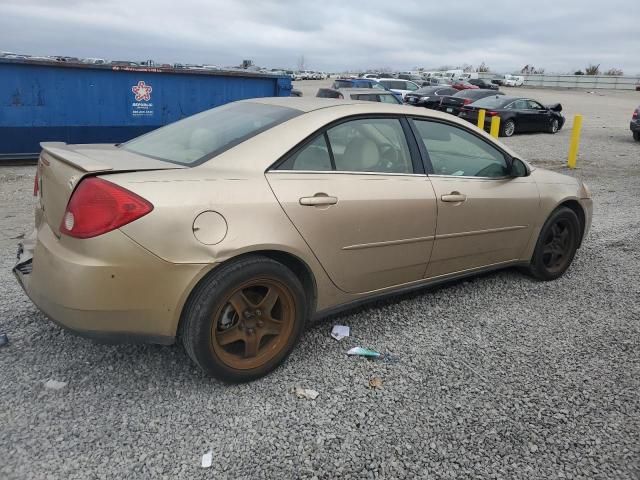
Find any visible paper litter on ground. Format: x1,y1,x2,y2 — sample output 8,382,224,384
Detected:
201,450,213,468
331,325,350,341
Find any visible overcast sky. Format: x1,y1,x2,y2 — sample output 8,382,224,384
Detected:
1,0,639,74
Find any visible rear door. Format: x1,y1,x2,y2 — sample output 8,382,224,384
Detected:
266,117,437,294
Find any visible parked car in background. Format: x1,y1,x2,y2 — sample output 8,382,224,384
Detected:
436,89,505,116
429,77,453,86
631,106,640,141
317,88,401,104
491,75,506,86
112,60,139,67
15,97,592,382
290,88,303,97
376,78,420,100
452,81,479,91
468,79,499,90
459,96,565,137
504,75,525,87
404,86,458,109
332,78,384,89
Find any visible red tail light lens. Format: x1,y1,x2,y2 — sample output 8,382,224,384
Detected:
487,110,499,116
633,110,638,119
33,171,39,197
60,177,153,239
463,98,472,105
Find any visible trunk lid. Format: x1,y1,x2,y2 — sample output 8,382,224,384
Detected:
38,142,184,237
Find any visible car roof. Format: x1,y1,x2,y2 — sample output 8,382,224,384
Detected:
340,88,394,94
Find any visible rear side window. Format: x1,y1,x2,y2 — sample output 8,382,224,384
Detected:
332,80,352,89
413,120,509,178
121,102,300,166
279,135,332,171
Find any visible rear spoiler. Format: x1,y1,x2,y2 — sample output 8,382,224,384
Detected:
40,142,114,172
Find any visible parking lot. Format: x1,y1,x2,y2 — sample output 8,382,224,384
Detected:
1,85,639,479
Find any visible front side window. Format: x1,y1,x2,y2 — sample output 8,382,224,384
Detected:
122,102,300,166
327,118,413,173
413,120,509,178
277,118,414,174
378,94,401,104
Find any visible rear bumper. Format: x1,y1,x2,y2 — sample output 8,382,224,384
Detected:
14,222,211,344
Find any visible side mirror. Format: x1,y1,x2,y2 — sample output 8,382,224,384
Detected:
510,158,529,177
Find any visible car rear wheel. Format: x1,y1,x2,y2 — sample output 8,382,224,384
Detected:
180,256,307,382
633,131,640,141
525,207,581,281
548,118,560,134
501,119,516,137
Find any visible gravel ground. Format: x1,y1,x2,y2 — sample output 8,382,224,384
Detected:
1,85,639,479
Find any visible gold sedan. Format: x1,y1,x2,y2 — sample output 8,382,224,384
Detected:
14,98,592,382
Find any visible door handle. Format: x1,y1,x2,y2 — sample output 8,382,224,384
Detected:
441,192,467,203
299,194,338,206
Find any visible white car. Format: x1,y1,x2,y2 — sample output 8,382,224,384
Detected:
504,75,524,87
375,78,420,100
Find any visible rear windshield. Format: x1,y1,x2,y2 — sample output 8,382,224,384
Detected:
379,80,407,90
470,96,510,108
121,102,300,166
333,80,352,88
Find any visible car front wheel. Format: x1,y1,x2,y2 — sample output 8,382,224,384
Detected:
501,119,516,137
525,207,581,281
180,256,307,382
548,118,560,134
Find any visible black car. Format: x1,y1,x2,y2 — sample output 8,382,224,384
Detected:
631,106,639,141
468,78,499,90
458,96,565,137
404,86,458,109
436,89,505,116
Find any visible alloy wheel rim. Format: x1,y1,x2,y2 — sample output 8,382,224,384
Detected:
541,219,575,273
211,277,295,370
505,121,515,136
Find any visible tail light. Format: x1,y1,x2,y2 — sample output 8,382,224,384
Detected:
633,110,638,119
463,98,472,105
60,177,153,239
33,170,39,197
487,110,499,116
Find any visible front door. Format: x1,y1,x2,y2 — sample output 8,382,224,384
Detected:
267,117,437,294
411,118,539,278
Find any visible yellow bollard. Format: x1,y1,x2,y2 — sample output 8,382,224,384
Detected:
567,114,583,169
477,109,486,130
489,115,500,138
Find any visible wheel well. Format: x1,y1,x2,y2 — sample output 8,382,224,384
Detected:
558,200,586,246
176,250,318,339
258,250,318,314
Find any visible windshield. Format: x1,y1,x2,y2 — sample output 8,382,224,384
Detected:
121,102,301,166
470,96,510,108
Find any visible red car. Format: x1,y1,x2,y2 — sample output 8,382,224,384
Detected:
452,81,479,91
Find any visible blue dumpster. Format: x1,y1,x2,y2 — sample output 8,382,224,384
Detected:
0,59,292,160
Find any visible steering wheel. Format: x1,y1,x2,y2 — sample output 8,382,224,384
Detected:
379,144,403,172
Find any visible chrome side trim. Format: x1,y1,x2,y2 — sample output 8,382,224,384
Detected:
343,235,435,251
436,225,528,240
268,170,428,177
428,174,512,180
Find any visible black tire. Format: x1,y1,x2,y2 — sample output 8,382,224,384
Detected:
501,119,516,137
633,131,640,141
548,118,560,134
180,255,307,382
525,207,581,281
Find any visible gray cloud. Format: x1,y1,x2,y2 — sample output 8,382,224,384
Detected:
1,0,639,74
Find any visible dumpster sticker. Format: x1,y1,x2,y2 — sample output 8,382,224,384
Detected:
131,80,154,117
